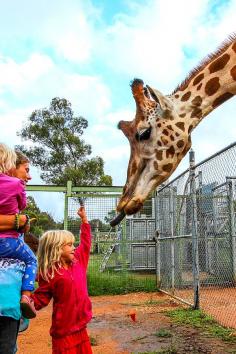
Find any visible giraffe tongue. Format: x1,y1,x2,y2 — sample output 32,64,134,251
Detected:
110,210,126,227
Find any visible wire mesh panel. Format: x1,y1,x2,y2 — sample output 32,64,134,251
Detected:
67,191,157,295
126,217,156,270
156,142,236,328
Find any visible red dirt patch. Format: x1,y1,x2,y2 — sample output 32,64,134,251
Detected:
18,292,236,354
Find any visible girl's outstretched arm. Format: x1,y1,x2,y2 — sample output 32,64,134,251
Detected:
74,207,91,268
77,206,88,224
31,277,52,311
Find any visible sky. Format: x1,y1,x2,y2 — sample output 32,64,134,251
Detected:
0,0,235,220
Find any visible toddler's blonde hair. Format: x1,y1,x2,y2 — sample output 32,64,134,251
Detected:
0,143,16,173
38,229,75,281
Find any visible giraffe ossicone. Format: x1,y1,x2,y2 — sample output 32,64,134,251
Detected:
114,34,236,223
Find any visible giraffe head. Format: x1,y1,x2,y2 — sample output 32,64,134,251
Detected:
117,79,191,216
113,35,236,222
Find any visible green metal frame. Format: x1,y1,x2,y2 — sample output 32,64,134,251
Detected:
26,181,123,230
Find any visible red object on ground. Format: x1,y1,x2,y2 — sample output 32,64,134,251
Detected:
130,313,136,322
128,310,136,322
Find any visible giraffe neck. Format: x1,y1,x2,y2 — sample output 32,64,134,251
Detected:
172,36,236,130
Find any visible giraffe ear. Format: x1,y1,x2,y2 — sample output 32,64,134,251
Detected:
146,85,173,112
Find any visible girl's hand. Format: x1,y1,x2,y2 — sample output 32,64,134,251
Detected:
77,207,88,224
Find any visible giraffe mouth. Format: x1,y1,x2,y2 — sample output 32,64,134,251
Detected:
109,198,144,227
109,161,147,226
110,210,126,227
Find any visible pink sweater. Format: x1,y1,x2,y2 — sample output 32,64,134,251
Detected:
0,173,26,238
32,223,92,339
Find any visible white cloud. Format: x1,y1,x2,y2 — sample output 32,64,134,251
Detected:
0,50,112,119
0,54,54,95
92,0,208,89
83,108,134,159
94,0,235,93
47,12,95,63
0,107,34,146
59,74,112,118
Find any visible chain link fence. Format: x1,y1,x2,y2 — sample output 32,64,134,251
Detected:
156,142,236,328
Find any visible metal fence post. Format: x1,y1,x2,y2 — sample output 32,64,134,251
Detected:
154,191,161,288
189,149,200,309
170,187,175,294
228,179,236,282
64,181,72,230
121,218,127,271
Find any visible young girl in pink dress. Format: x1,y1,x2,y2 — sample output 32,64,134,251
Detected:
32,206,92,354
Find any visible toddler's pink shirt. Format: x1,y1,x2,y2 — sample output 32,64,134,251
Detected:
0,173,26,238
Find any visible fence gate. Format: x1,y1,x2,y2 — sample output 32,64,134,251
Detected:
156,142,236,328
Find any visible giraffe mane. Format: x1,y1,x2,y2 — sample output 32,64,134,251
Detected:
172,32,236,94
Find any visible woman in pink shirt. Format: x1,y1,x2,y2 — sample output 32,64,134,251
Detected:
0,143,37,319
32,206,92,354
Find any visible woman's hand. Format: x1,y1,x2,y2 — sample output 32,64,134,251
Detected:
77,206,88,224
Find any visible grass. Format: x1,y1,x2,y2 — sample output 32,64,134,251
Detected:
132,348,177,354
166,308,236,343
131,335,149,342
122,299,168,307
88,271,157,296
89,336,98,346
88,254,157,296
154,328,172,338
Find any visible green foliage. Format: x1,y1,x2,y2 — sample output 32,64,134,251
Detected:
155,328,172,338
24,196,62,237
67,216,82,240
166,308,236,343
16,97,112,186
90,218,110,232
89,336,98,346
104,209,116,224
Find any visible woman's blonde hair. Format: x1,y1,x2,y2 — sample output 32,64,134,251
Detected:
38,229,75,281
0,143,16,173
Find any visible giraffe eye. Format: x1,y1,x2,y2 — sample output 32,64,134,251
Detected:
135,127,152,141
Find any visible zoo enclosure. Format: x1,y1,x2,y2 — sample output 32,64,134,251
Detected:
156,142,236,328
26,141,236,328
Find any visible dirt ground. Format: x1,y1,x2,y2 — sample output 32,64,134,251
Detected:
177,287,236,329
18,292,236,354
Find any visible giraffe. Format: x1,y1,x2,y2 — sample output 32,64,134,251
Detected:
112,34,236,225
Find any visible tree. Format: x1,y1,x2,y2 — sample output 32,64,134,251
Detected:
23,196,63,237
16,97,112,186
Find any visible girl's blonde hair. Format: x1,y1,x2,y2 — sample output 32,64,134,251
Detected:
0,143,16,173
38,229,75,281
